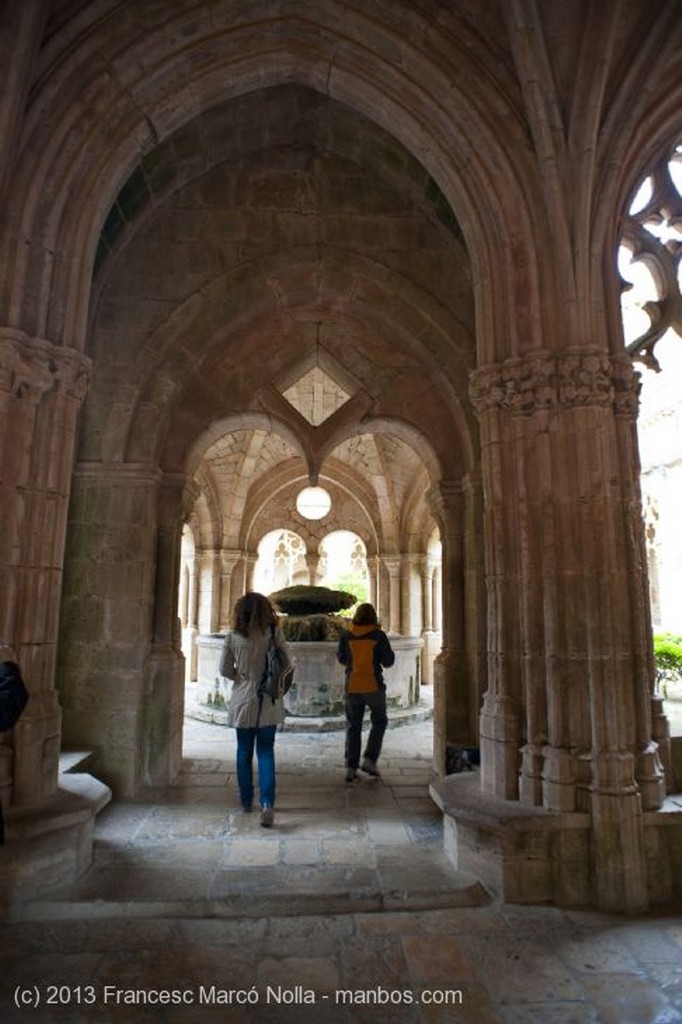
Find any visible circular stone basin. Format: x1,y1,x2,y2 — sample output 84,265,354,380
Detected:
196,633,424,717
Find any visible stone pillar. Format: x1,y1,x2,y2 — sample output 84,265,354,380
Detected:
207,549,222,633
381,556,402,635
195,549,215,635
612,362,671,802
146,473,194,787
462,472,486,727
153,474,194,648
243,551,258,593
421,554,437,632
0,329,90,808
471,349,660,912
400,554,419,636
58,461,161,795
305,551,321,586
367,554,379,609
420,553,439,686
427,482,471,774
218,549,243,629
433,563,443,632
186,555,200,681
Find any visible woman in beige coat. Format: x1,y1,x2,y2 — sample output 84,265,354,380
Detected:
219,592,292,827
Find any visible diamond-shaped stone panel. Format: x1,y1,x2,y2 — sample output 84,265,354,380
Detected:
282,365,351,425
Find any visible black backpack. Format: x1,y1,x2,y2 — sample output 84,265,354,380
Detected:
0,661,29,732
258,626,294,704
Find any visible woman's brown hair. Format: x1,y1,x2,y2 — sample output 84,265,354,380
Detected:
232,592,278,637
352,602,379,626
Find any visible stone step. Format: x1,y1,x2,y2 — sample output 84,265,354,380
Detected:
15,867,490,922
59,749,97,774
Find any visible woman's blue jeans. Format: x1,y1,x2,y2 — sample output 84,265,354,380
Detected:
235,725,277,808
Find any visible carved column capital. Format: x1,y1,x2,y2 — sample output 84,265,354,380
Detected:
220,548,242,573
0,328,90,405
380,554,403,577
469,349,640,418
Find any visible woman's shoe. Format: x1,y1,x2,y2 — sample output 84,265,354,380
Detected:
260,804,274,828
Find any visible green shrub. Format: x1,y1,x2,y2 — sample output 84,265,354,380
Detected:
653,634,682,697
280,614,350,642
269,585,356,617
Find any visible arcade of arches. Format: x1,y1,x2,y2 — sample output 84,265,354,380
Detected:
1,0,682,917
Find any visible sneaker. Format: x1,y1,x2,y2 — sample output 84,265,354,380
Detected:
361,759,381,778
260,804,274,828
345,767,357,783
239,802,253,813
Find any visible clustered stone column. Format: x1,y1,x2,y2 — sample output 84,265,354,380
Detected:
367,555,379,611
218,549,243,630
470,348,667,911
305,551,321,586
0,328,90,809
380,556,403,635
420,554,438,633
427,481,473,772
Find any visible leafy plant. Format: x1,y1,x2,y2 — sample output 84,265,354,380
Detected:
324,571,369,615
279,614,349,642
653,634,682,698
269,585,356,617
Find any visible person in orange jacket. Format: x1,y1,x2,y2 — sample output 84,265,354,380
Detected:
336,603,395,782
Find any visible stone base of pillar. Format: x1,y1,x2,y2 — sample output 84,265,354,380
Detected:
479,692,520,800
589,786,649,913
431,772,591,907
541,745,577,812
421,629,440,686
182,626,199,683
431,772,682,910
649,694,671,792
0,772,111,919
432,647,473,778
519,743,544,806
671,736,682,791
634,740,666,811
145,645,186,788
12,691,62,804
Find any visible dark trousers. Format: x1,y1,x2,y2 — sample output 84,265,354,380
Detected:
344,690,388,769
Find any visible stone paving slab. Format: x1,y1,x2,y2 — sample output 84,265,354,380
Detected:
2,905,682,1024
4,711,682,1022
16,710,488,923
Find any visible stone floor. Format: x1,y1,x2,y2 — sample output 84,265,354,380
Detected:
1,698,682,1023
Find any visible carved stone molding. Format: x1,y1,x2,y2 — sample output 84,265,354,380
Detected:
469,350,641,418
0,328,90,405
74,461,163,484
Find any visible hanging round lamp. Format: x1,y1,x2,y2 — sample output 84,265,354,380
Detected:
296,485,332,520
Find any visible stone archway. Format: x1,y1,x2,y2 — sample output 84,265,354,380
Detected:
171,410,480,792
55,84,479,795
4,2,682,914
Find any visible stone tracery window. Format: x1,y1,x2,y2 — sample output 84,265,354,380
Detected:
620,142,682,638
319,530,369,603
620,142,682,369
253,529,308,594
